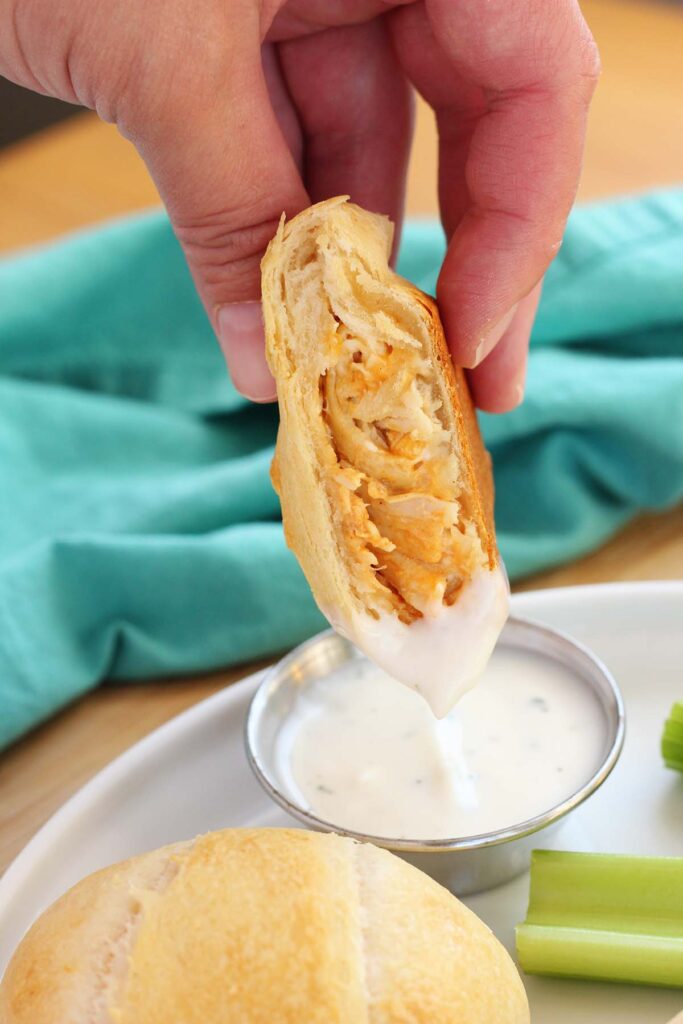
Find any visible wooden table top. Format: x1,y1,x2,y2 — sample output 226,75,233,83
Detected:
1,0,682,877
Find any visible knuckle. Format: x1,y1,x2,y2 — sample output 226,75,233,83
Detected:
175,210,284,299
578,33,602,86
537,5,601,97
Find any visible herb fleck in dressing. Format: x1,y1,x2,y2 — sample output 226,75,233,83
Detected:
275,648,606,840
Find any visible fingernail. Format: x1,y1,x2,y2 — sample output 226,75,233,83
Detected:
216,301,276,402
474,304,519,366
512,381,525,408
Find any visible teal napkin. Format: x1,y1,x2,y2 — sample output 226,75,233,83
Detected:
1,189,682,749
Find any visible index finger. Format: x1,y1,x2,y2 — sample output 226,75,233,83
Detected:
391,0,600,367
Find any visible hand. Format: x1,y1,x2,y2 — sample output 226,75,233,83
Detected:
2,0,599,412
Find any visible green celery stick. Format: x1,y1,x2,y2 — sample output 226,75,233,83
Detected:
516,850,683,988
663,704,683,773
662,739,683,762
664,738,683,761
664,721,683,744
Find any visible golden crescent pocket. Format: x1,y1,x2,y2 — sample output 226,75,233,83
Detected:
262,197,509,716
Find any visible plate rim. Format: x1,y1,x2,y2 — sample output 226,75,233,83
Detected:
1,580,681,911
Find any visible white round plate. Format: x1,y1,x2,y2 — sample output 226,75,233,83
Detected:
1,582,682,1021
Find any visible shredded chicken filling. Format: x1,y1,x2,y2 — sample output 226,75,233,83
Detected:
277,218,487,624
321,320,485,624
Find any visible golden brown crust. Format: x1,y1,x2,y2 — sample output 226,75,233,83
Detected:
0,828,529,1023
262,197,500,629
404,286,496,568
0,844,183,1024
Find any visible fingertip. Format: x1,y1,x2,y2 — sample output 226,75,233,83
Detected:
216,301,277,402
242,391,279,405
437,308,478,370
472,304,519,367
438,292,518,371
470,377,525,414
465,282,542,413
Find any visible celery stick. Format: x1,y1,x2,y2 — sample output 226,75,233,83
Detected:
516,851,683,988
664,722,683,744
663,704,683,773
662,738,683,762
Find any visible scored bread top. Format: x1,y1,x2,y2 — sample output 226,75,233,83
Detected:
0,829,529,1023
262,197,497,628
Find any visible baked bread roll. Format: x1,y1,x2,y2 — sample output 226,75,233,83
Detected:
262,197,508,716
0,828,529,1023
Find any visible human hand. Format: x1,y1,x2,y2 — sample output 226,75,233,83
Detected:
2,0,599,411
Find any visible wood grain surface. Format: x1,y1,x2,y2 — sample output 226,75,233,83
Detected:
1,0,682,876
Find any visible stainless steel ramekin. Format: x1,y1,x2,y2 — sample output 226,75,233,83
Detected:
245,617,625,895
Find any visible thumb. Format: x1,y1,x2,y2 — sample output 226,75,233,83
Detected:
131,42,308,401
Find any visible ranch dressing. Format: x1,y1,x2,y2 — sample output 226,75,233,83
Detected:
275,647,606,840
338,564,510,719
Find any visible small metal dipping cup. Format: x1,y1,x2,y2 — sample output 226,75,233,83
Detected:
245,617,625,895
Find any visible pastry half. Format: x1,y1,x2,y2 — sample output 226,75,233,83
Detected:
262,197,508,716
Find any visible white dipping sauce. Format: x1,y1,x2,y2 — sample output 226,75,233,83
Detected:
275,647,606,840
339,564,510,718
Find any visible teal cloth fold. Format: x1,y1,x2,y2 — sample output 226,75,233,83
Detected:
1,189,682,749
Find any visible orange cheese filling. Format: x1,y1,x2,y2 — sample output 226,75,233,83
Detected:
322,326,486,624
